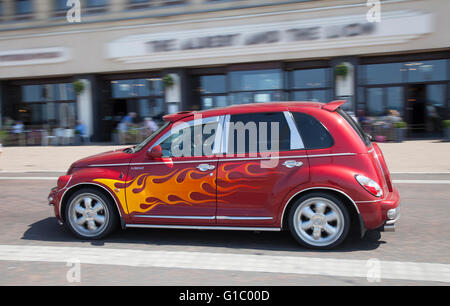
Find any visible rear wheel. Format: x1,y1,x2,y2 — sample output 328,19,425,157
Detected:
288,192,350,249
65,188,118,240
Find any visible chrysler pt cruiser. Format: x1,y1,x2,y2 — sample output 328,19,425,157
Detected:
48,100,400,249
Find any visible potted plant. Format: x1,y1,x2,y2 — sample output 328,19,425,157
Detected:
394,121,407,142
443,120,450,142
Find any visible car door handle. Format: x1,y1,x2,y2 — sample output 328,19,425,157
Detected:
282,160,303,168
196,164,215,171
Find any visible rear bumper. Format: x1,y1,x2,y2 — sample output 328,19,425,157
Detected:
357,187,401,230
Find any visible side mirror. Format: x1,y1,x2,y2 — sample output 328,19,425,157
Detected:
147,145,162,159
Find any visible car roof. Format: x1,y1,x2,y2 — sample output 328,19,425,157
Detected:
163,101,326,122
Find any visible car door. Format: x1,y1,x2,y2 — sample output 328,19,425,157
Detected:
126,116,222,225
216,111,310,226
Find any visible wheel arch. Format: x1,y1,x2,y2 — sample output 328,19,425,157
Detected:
60,183,123,226
280,187,366,237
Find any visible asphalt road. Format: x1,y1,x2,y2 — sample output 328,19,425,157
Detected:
0,172,449,286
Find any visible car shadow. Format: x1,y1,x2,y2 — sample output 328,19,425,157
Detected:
22,217,385,253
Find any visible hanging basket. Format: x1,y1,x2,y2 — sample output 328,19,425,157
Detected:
73,80,85,95
335,63,349,78
163,75,174,88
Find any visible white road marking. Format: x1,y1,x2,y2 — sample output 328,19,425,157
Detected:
392,180,450,184
0,245,448,283
0,177,57,180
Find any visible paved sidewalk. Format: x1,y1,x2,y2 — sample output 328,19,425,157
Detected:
0,140,449,173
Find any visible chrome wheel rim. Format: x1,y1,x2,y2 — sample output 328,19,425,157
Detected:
293,197,345,247
68,193,109,238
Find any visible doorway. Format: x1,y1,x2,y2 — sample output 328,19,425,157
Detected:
406,84,426,136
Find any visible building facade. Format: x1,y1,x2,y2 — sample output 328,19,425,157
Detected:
0,0,449,141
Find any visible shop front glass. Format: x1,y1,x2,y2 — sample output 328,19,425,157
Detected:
228,69,283,104
110,78,164,123
358,59,449,136
20,83,76,128
289,68,332,102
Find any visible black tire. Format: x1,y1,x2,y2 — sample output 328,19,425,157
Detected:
288,192,350,249
64,188,119,240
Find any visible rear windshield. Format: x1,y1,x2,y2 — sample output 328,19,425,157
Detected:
337,108,371,146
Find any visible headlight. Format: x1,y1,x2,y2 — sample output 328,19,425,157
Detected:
355,174,383,197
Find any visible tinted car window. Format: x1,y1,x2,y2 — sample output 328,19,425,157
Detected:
292,112,334,149
228,112,291,154
159,121,219,157
337,108,371,146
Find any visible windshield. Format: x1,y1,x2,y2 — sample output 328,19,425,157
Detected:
337,108,371,146
127,121,170,153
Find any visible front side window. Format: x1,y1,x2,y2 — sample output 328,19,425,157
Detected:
156,120,219,158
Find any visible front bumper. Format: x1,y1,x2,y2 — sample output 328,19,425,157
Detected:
48,186,65,223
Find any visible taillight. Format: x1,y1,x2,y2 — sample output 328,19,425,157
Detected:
372,143,393,192
355,175,383,197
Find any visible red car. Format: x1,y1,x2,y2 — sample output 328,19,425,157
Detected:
48,100,400,249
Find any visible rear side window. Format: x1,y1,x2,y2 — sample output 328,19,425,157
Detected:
292,112,334,149
337,108,371,146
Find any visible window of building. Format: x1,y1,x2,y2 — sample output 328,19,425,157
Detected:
110,78,164,122
199,75,227,109
292,112,333,149
386,86,404,116
15,0,33,19
19,83,76,127
85,0,108,14
289,68,332,102
359,63,405,85
405,60,448,83
53,0,68,16
228,69,283,105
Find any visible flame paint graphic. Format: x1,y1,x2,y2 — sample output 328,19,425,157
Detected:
94,162,279,214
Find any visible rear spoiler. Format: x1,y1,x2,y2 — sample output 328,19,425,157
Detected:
322,100,347,112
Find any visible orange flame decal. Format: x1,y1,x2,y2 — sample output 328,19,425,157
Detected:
94,161,280,214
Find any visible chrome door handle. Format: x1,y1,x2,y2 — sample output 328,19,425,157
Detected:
196,164,215,172
282,160,303,168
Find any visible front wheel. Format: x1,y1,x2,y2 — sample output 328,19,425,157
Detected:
65,188,119,240
288,192,350,249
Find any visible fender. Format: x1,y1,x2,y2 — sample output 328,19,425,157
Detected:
59,167,131,224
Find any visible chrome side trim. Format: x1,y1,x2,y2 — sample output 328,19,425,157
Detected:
59,182,124,218
307,153,357,158
89,153,357,167
134,215,272,220
216,216,273,220
125,224,281,231
134,215,215,220
280,187,361,228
